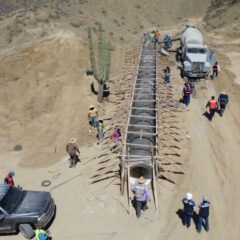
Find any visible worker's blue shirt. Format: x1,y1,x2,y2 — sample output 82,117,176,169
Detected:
182,198,196,215
131,184,150,202
199,200,210,218
37,233,48,240
218,94,229,105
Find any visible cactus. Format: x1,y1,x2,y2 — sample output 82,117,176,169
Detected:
87,23,111,102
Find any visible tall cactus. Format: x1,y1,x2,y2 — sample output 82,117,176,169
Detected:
87,23,111,102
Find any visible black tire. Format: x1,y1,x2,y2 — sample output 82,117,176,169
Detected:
180,69,185,78
41,180,51,187
19,224,34,239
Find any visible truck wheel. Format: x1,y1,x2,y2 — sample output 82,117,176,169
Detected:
19,224,34,239
176,53,181,61
180,70,185,78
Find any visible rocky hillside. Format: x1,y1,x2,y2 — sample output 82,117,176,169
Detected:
0,0,211,46
204,0,240,39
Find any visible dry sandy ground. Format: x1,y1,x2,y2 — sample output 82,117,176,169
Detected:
0,0,240,239
1,25,240,240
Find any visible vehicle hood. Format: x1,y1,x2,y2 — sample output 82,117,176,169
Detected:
186,53,207,63
15,191,51,214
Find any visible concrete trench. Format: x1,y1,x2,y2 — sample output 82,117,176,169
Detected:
125,42,157,185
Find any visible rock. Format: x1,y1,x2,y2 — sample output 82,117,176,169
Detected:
98,201,107,209
13,144,23,151
87,196,95,202
186,134,191,139
83,207,93,214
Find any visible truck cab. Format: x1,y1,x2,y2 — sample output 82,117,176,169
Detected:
181,44,212,78
0,185,55,239
177,26,215,80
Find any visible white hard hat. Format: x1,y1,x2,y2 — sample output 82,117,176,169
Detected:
186,192,193,200
203,195,208,201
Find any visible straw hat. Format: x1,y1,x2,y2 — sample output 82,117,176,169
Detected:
137,176,146,184
186,192,193,200
221,90,226,94
69,137,77,144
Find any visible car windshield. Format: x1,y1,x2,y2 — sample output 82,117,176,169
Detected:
0,187,24,214
187,48,207,54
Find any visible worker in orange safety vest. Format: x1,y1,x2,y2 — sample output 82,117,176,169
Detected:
206,96,218,121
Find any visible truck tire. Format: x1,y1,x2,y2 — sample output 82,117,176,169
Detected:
180,69,185,78
19,224,34,239
176,52,181,61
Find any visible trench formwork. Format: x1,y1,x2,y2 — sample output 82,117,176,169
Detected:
121,41,159,212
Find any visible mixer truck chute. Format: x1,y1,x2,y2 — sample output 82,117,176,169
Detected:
177,26,215,80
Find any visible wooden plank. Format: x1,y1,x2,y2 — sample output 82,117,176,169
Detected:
132,99,157,102
130,107,157,111
127,148,132,216
126,130,157,136
125,143,157,148
130,114,156,119
136,78,156,80
127,124,156,128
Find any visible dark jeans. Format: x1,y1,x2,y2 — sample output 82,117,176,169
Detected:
133,199,148,218
209,109,216,120
183,94,190,106
183,212,193,227
69,154,79,167
219,104,226,116
89,116,98,128
98,130,104,141
197,216,209,232
212,70,218,79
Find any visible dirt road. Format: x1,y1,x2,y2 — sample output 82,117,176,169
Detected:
160,78,240,240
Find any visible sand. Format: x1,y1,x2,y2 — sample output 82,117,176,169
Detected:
0,1,240,239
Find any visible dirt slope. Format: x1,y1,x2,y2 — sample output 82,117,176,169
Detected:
0,0,240,240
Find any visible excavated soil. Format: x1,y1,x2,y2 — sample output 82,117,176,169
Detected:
0,0,240,239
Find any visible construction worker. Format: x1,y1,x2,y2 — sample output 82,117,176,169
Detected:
155,30,161,43
182,82,194,106
34,229,49,240
4,171,15,186
163,35,172,49
150,31,156,43
131,176,151,218
218,90,229,116
112,128,121,144
111,128,121,152
211,61,220,79
88,105,98,128
197,195,210,233
206,96,218,121
163,66,171,84
66,137,80,168
97,119,104,142
182,192,196,228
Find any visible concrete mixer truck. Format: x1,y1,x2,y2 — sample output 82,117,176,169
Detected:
177,26,215,79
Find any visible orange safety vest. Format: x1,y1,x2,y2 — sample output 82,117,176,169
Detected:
209,100,217,109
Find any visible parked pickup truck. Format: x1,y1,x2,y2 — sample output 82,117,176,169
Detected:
0,184,55,239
